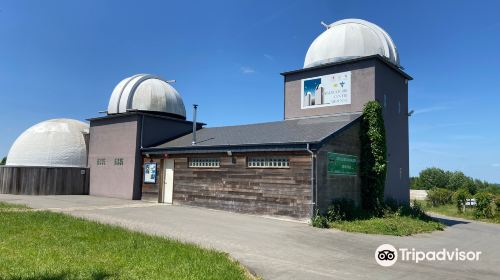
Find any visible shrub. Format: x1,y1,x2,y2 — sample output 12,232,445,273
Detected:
311,210,329,228
360,101,387,213
474,192,494,218
453,188,471,213
415,168,449,190
426,188,453,206
398,200,429,220
495,197,500,215
326,199,357,222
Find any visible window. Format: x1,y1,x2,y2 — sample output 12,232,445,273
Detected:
97,158,106,166
247,157,289,168
114,158,124,166
189,158,220,168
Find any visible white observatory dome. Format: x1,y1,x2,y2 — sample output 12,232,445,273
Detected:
304,19,399,68
107,74,186,119
6,119,89,167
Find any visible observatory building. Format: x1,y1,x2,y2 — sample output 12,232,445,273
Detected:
1,119,90,195
1,18,411,219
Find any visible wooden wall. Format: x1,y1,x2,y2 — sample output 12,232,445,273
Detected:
0,166,89,195
169,152,313,219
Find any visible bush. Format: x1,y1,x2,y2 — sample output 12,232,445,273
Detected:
474,192,494,218
426,188,453,206
311,210,329,228
360,101,387,213
326,199,357,222
398,200,429,220
495,197,500,215
415,168,449,190
453,188,471,213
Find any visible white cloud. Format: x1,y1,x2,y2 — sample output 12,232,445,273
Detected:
413,106,449,115
264,54,274,61
492,163,500,168
240,66,255,74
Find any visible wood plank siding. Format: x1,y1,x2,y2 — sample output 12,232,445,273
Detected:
0,166,89,195
167,152,313,219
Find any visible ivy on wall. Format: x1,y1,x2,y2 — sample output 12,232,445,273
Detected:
360,101,387,213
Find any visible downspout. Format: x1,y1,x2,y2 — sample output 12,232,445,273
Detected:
306,143,316,216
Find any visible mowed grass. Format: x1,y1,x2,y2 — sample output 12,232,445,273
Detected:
0,203,252,280
425,203,500,224
328,215,444,236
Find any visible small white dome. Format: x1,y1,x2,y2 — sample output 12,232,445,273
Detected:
6,119,89,167
107,74,186,118
304,19,399,68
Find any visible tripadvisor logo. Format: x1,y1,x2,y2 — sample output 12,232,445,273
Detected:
375,244,482,267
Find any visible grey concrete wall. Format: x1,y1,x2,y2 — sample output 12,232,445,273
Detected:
89,115,141,200
315,121,362,213
141,115,200,148
284,60,376,120
88,113,200,201
374,60,410,203
283,57,410,205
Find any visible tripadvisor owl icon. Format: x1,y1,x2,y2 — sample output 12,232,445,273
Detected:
375,244,398,267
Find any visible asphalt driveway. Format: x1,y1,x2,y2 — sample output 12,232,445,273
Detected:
1,194,499,280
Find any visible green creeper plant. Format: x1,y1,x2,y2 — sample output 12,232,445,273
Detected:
360,101,387,214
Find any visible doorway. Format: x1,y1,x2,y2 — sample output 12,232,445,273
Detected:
162,159,174,204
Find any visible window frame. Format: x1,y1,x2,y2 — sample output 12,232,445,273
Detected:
247,157,290,169
188,158,221,168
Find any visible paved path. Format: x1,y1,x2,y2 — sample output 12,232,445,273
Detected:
1,194,499,280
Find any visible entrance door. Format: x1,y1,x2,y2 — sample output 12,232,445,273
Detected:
162,159,174,204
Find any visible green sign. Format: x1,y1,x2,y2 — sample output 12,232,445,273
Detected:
327,152,358,176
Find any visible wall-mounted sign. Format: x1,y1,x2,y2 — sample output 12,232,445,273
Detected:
327,152,358,176
144,162,157,184
301,71,351,109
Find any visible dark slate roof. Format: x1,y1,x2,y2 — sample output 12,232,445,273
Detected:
145,113,361,152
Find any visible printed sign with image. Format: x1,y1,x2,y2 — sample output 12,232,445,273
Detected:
144,162,157,184
301,71,351,109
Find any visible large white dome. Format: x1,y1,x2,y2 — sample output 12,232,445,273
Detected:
107,74,186,119
304,19,399,68
6,119,89,167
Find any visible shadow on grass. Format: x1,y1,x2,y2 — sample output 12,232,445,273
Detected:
7,269,116,280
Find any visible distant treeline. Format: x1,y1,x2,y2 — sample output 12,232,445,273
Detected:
411,167,500,195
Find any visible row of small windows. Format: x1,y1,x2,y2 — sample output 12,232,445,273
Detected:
189,158,220,168
188,157,290,168
247,157,289,168
96,158,124,166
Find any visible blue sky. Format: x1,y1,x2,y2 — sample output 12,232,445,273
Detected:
1,0,499,182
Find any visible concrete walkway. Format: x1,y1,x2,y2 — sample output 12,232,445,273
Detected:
1,194,499,280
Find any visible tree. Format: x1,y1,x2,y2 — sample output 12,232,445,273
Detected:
360,101,387,213
0,157,6,165
453,188,471,213
415,167,449,189
447,171,474,192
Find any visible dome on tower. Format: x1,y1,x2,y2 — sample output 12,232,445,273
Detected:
6,119,89,168
107,74,186,119
304,19,399,68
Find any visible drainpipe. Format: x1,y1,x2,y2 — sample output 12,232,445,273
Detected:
192,104,198,145
306,143,316,215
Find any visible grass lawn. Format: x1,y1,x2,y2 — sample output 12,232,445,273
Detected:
0,202,253,280
425,203,500,224
328,215,444,236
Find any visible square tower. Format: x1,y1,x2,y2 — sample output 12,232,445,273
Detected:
282,55,412,203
